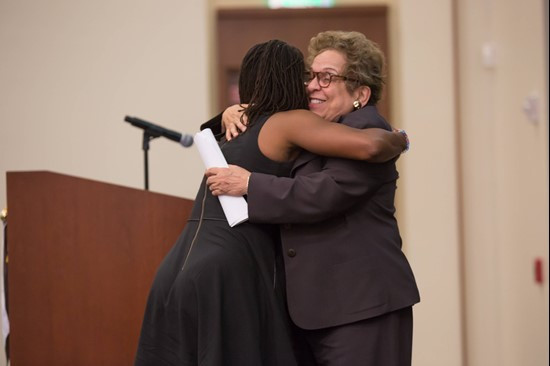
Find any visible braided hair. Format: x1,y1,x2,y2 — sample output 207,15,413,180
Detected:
238,40,309,128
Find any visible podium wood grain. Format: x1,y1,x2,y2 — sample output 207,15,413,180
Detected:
6,171,193,365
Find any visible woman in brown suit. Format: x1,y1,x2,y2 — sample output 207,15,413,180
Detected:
206,31,419,366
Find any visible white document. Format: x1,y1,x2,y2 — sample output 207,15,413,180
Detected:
194,128,249,227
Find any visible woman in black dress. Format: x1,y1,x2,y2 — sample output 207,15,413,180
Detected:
134,40,406,366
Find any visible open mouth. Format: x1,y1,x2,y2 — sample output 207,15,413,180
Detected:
309,98,325,104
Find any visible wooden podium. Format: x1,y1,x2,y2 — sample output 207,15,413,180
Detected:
6,171,194,365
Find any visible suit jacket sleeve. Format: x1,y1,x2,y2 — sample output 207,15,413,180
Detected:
247,106,398,224
200,112,225,140
248,157,396,224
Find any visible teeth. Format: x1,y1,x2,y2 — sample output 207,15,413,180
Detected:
310,99,324,104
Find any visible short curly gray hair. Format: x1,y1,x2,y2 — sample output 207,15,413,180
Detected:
307,30,386,105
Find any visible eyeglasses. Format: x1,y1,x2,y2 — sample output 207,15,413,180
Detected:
303,71,358,88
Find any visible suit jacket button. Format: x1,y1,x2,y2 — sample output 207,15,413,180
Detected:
287,249,296,257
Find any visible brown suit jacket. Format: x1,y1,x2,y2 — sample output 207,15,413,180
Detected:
246,106,419,330
201,107,420,330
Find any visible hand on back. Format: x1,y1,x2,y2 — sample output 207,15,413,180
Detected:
222,104,249,141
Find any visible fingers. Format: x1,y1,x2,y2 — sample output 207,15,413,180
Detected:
205,167,221,177
236,120,247,132
204,166,248,197
225,129,233,141
205,175,220,193
227,123,247,140
205,176,227,196
205,167,231,180
224,123,245,141
205,167,230,194
207,181,220,195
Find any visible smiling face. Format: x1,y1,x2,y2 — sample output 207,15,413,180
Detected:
306,49,357,122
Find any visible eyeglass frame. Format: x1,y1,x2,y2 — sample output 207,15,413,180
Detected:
303,71,359,88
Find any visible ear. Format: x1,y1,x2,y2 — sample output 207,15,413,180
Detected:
354,86,371,107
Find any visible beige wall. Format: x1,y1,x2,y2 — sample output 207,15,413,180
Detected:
0,0,210,205
0,0,547,366
396,1,464,364
457,0,549,365
0,1,209,365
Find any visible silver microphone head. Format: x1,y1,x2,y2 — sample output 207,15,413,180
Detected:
180,134,194,147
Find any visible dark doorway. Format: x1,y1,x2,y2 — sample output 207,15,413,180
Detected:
216,6,390,119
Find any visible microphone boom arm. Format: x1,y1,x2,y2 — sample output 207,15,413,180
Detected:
124,115,193,191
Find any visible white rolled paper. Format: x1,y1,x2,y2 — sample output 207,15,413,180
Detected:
194,128,249,227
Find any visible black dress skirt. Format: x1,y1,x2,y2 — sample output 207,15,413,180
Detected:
134,115,297,366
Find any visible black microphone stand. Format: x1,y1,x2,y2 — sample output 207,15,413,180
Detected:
142,131,160,191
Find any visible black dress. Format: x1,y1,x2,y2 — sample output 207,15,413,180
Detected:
135,115,297,366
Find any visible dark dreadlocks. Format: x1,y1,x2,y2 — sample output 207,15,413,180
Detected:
238,39,309,128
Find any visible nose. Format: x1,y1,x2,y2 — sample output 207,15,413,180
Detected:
306,77,321,93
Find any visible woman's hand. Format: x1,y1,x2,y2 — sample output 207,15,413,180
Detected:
366,128,409,162
222,104,248,141
393,128,410,153
205,165,251,196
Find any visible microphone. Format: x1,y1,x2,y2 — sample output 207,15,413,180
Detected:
124,116,193,147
